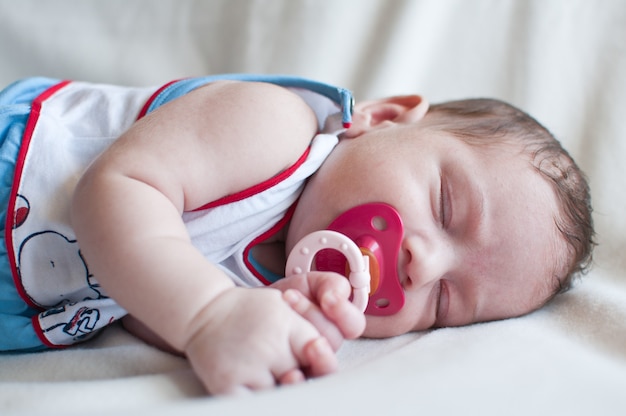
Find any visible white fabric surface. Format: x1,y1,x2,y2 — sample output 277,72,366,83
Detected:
1,1,625,415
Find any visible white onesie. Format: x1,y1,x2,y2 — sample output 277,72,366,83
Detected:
2,75,352,347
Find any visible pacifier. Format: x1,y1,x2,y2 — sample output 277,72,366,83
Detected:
285,203,405,316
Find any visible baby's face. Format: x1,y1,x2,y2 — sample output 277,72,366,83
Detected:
288,123,564,337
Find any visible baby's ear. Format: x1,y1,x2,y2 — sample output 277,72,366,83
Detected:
342,95,429,138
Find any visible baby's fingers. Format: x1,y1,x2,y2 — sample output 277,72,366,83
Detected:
279,336,336,384
319,289,366,340
283,289,343,350
277,368,306,385
302,337,337,378
305,273,366,340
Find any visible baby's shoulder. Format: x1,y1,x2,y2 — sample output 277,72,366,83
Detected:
190,80,318,128
188,80,319,162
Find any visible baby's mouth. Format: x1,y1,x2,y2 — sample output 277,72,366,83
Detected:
314,203,406,316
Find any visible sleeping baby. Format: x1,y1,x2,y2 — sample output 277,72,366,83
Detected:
0,74,594,394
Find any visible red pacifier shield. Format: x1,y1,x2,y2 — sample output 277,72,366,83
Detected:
315,203,405,316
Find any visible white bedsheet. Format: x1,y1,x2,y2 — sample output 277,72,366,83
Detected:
1,1,625,415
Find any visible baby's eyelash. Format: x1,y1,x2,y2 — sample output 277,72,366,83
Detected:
435,280,449,326
435,280,442,314
439,177,446,227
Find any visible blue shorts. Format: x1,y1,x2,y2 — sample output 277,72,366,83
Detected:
0,77,59,352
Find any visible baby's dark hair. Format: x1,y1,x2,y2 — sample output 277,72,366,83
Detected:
424,98,595,295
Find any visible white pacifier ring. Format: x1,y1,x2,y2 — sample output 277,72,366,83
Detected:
285,230,371,312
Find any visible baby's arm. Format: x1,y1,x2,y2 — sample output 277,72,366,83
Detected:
71,81,329,393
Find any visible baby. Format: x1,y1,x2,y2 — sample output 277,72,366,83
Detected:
0,74,593,394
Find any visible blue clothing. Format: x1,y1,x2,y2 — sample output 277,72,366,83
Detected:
0,78,59,351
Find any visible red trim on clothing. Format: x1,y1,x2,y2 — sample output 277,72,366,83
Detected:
5,80,72,309
193,146,311,212
242,203,297,286
137,77,314,214
136,80,178,119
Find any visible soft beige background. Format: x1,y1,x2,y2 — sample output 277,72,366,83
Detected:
1,1,625,415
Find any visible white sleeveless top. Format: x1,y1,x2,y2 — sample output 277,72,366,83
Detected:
6,75,351,346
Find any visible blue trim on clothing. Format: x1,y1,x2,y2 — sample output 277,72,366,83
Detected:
145,74,354,126
246,252,282,284
0,77,59,352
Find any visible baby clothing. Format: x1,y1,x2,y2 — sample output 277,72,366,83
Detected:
0,74,353,350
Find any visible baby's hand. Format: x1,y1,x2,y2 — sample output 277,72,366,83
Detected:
270,272,366,351
183,287,336,395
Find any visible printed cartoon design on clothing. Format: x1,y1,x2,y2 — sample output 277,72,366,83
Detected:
13,194,30,228
13,194,120,345
18,230,102,303
39,305,101,341
15,194,102,305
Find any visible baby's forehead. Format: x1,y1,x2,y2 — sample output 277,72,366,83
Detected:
478,149,565,312
483,231,563,320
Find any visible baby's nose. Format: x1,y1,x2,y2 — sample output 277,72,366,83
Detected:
401,234,453,290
